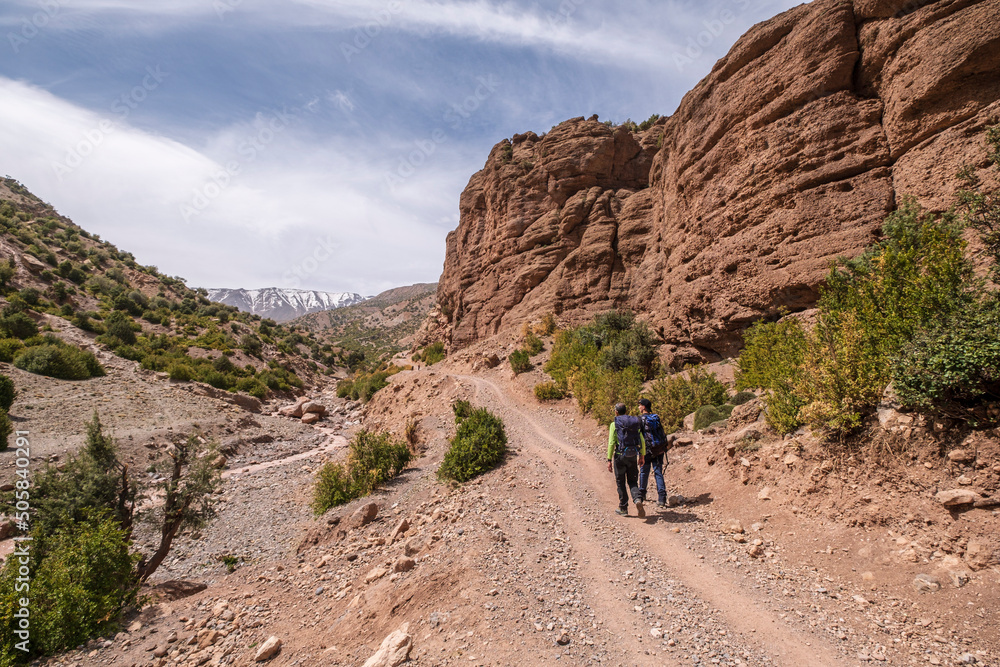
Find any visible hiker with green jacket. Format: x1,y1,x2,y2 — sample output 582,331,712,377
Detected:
607,403,646,517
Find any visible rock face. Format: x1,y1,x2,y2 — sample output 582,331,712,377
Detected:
436,0,1000,363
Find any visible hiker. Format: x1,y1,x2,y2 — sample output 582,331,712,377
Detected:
607,403,646,517
637,398,669,509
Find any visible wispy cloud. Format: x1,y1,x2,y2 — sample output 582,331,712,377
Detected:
0,77,454,294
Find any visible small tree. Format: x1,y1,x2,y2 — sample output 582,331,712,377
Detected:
32,413,137,541
136,435,222,581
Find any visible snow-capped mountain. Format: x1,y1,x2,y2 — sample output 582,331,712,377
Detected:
207,288,368,322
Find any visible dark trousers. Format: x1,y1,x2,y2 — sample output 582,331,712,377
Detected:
639,451,667,504
613,455,641,509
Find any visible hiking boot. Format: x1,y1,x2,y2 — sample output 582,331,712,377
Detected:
656,501,667,509
635,501,645,518
615,508,628,516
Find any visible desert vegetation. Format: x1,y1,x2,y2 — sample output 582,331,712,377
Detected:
312,430,412,514
543,310,659,424
737,126,1000,437
438,403,507,483
0,414,220,663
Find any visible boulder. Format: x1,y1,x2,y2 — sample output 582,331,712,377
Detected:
365,567,388,584
279,397,310,418
361,623,412,667
301,401,327,415
682,412,696,431
254,636,282,662
0,517,15,541
948,449,976,463
346,502,379,530
912,574,941,593
935,489,983,507
301,412,320,425
722,519,744,534
390,518,409,542
392,556,416,573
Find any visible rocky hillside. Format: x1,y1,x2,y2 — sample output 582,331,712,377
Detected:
207,288,367,323
436,0,1000,366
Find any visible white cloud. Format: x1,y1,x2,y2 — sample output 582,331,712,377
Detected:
0,77,452,294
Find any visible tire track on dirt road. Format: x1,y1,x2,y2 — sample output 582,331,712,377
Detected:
462,374,845,667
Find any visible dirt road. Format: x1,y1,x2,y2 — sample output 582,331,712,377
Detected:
457,373,876,666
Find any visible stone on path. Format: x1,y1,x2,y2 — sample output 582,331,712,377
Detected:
935,489,982,507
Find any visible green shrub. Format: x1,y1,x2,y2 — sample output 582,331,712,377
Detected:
0,338,23,363
534,381,565,401
102,311,137,346
168,364,194,381
0,374,15,411
311,430,411,515
523,332,544,356
893,299,1000,421
647,365,728,433
73,312,98,332
336,378,354,399
13,343,105,380
0,408,10,450
201,370,233,390
347,430,411,496
311,462,354,514
235,377,268,399
693,405,723,431
354,372,389,402
736,318,807,434
17,287,40,306
797,200,975,434
240,334,262,357
212,354,237,374
570,365,645,425
0,515,139,661
0,312,38,339
0,260,14,289
509,349,531,374
536,313,557,336
729,390,757,406
543,311,659,422
438,407,507,483
418,341,446,365
452,399,473,423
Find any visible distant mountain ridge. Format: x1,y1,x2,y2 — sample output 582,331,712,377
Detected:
294,283,437,365
208,287,367,322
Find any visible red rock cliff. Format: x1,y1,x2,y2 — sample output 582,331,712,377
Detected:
437,0,1000,364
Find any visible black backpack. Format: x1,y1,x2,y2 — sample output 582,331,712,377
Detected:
641,413,668,456
614,415,642,457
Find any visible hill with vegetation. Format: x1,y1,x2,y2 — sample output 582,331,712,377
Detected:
0,178,336,397
293,282,437,371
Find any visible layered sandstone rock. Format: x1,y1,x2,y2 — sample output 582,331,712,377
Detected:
436,0,1000,364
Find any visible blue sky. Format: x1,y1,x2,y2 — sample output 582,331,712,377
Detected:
0,0,802,296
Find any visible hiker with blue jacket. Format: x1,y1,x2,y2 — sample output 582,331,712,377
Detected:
607,403,646,517
637,398,670,509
